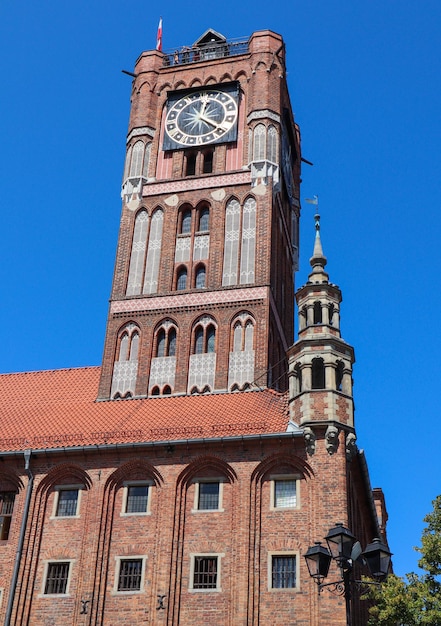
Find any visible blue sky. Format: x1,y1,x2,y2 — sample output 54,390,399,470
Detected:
1,1,440,578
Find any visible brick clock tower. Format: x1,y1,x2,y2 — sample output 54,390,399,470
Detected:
97,28,301,400
0,27,390,626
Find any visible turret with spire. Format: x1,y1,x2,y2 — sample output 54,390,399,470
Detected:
288,209,356,454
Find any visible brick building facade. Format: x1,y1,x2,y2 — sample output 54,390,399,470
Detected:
0,28,388,625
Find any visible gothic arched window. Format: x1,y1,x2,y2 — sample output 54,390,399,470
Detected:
239,197,256,284
126,208,163,296
195,264,206,289
222,198,240,286
142,142,151,178
253,124,266,161
198,207,210,232
111,323,140,399
222,196,256,286
155,324,177,358
176,267,187,290
193,322,216,354
181,209,192,234
130,141,144,177
231,315,255,352
267,125,278,163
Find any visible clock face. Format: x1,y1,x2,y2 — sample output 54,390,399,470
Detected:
164,88,238,149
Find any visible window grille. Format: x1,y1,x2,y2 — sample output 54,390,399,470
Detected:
193,556,218,589
118,559,143,591
0,492,15,540
56,490,79,517
271,555,296,588
198,482,219,510
126,485,149,514
274,480,296,508
45,562,70,594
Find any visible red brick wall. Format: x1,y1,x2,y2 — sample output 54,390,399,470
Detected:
1,430,376,625
98,31,301,399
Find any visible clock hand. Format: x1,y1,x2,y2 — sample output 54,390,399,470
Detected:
199,99,208,117
198,113,218,127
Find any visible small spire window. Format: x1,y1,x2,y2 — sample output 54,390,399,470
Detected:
336,361,344,392
329,304,335,326
294,363,302,393
313,301,322,324
311,358,325,389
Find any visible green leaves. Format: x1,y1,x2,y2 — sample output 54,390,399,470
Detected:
367,496,441,625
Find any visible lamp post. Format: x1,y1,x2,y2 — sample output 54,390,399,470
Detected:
304,523,392,626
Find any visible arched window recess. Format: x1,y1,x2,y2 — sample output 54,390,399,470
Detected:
311,358,325,390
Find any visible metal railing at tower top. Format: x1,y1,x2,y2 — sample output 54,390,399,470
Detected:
162,37,249,67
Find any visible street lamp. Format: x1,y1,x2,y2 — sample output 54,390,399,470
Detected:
304,523,392,625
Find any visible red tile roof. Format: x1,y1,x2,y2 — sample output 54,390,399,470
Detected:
0,367,290,452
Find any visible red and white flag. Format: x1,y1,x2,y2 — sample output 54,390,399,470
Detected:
156,18,163,51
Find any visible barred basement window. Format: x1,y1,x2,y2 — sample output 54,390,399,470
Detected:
118,559,143,591
44,562,70,595
0,492,15,540
271,555,297,589
193,556,218,589
198,482,220,510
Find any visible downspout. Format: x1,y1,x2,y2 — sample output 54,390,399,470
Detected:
5,449,34,626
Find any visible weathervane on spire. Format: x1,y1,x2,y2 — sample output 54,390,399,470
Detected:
305,195,320,232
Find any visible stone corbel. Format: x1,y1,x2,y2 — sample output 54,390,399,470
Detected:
303,426,316,456
345,432,357,460
325,424,340,455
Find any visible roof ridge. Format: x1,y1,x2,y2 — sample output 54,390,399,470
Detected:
0,365,101,377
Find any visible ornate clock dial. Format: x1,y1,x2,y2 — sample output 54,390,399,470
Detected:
164,89,238,148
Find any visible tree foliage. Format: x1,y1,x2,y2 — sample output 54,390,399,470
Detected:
367,496,441,625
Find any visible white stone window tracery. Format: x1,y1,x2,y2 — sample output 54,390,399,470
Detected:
267,125,278,163
149,322,177,394
239,197,256,284
228,313,255,390
253,124,266,161
130,141,144,178
111,323,140,398
222,198,241,286
126,209,163,296
188,317,217,392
